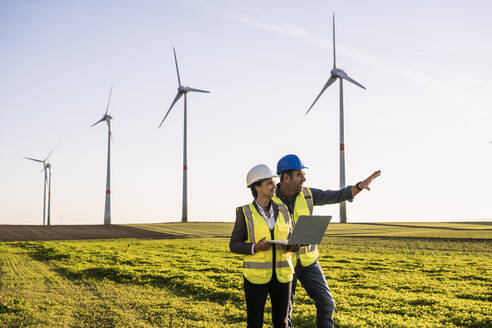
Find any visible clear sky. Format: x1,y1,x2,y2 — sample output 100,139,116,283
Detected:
1,0,491,225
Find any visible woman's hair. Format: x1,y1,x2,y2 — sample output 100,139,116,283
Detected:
250,179,264,198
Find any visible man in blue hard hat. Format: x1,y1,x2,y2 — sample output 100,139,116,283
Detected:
272,154,381,328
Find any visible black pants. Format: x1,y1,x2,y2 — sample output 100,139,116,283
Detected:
244,274,292,328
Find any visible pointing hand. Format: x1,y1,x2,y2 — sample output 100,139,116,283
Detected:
358,170,381,191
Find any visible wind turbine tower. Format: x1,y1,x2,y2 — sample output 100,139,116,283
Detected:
305,14,366,223
159,47,210,223
25,146,57,225
91,84,114,225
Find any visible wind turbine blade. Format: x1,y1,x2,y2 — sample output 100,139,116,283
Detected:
305,75,337,115
337,72,366,89
159,92,183,128
173,47,182,86
333,13,336,68
91,117,105,127
186,87,210,93
24,157,44,163
44,144,58,161
105,83,113,115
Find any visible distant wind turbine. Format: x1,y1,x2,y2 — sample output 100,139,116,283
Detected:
25,145,57,226
91,83,114,225
305,14,366,223
159,47,210,223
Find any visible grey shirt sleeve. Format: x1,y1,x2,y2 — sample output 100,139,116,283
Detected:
310,186,354,205
229,206,255,255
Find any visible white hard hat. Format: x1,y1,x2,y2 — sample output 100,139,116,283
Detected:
246,164,277,187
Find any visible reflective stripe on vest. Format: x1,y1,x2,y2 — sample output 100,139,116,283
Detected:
243,260,291,269
242,205,255,242
298,244,317,254
302,187,313,215
276,203,291,232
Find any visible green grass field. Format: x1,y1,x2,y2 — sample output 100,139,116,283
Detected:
1,222,491,327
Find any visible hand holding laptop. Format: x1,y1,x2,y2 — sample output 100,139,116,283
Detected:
287,245,301,252
255,237,272,252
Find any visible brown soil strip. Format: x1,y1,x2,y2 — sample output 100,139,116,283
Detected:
0,225,178,242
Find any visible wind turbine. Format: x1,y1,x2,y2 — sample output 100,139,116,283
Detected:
305,14,366,223
91,83,114,225
25,145,57,226
159,47,210,223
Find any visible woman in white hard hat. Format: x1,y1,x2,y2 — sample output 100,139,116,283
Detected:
230,164,299,328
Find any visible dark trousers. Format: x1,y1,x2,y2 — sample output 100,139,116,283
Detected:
244,275,292,328
288,260,335,328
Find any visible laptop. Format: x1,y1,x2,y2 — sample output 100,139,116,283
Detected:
267,215,332,245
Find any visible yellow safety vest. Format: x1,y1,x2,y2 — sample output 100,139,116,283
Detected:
241,202,294,284
273,187,318,267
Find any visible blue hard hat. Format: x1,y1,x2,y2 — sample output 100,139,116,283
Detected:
276,154,308,174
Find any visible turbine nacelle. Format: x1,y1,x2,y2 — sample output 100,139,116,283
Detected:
331,67,366,89
331,67,349,78
178,86,210,94
331,67,343,76
42,162,52,173
91,114,113,127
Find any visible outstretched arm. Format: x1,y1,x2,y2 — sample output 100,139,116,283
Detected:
311,186,354,205
350,170,381,197
311,170,381,205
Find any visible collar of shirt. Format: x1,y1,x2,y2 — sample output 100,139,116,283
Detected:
275,183,299,214
255,200,276,230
